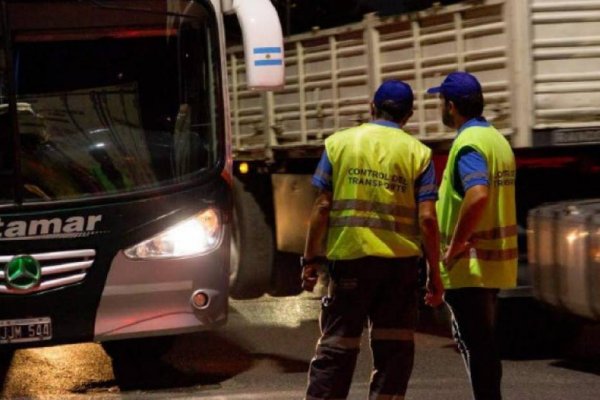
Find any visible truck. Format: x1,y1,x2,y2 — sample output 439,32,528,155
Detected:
0,0,284,352
226,0,600,335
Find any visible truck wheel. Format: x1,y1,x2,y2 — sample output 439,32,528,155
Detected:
229,177,274,299
268,251,303,297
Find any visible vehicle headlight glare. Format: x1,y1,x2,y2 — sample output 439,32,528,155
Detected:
124,209,222,259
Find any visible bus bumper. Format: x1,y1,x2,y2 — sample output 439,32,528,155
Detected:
93,230,230,342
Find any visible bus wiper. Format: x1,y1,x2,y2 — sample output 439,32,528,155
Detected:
83,0,194,18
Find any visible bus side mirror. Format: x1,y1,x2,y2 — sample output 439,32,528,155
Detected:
223,0,285,91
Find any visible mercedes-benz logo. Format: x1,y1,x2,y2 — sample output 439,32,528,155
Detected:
4,255,42,290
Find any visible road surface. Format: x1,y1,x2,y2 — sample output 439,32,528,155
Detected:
1,292,599,399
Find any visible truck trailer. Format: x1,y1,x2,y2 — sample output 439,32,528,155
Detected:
226,0,600,327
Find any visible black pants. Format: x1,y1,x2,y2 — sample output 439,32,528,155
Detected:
305,257,419,400
445,288,502,400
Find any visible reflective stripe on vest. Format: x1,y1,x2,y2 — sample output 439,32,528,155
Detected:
472,224,518,240
441,224,518,243
329,216,419,237
457,247,519,262
330,199,419,236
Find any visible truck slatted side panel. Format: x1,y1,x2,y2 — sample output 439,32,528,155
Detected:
228,0,514,159
531,0,600,133
385,1,512,139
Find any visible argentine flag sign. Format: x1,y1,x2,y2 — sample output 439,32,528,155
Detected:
253,47,283,67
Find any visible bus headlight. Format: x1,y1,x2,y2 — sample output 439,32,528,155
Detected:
124,209,222,259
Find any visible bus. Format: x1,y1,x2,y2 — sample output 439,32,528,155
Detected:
0,0,284,350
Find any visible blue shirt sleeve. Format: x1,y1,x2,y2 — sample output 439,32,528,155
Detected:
415,161,438,202
457,148,489,194
312,150,333,191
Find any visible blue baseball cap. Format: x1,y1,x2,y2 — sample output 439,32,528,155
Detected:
427,72,482,100
373,80,414,108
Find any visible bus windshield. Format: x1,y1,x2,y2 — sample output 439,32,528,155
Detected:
0,0,222,204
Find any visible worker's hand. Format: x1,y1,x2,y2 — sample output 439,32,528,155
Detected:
424,273,444,307
301,264,319,292
442,240,471,271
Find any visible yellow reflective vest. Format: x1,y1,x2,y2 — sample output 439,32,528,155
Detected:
325,122,432,260
437,123,518,289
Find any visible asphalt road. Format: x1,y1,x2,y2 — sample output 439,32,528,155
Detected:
1,292,599,399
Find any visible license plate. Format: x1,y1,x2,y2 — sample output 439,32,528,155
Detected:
0,317,52,344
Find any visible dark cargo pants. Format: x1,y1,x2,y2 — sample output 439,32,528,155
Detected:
305,256,419,400
445,288,502,400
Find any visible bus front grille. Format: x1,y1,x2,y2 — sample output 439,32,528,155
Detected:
0,249,96,294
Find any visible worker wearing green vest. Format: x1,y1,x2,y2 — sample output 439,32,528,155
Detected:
301,80,444,400
428,72,518,400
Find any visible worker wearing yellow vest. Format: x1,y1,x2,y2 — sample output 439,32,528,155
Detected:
427,72,518,400
301,80,444,400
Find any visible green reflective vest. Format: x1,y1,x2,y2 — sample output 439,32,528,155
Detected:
437,124,518,289
325,122,432,260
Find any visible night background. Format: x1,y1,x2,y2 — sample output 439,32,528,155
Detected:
226,0,466,43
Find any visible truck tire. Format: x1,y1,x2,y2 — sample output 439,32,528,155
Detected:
268,251,303,297
229,177,274,299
